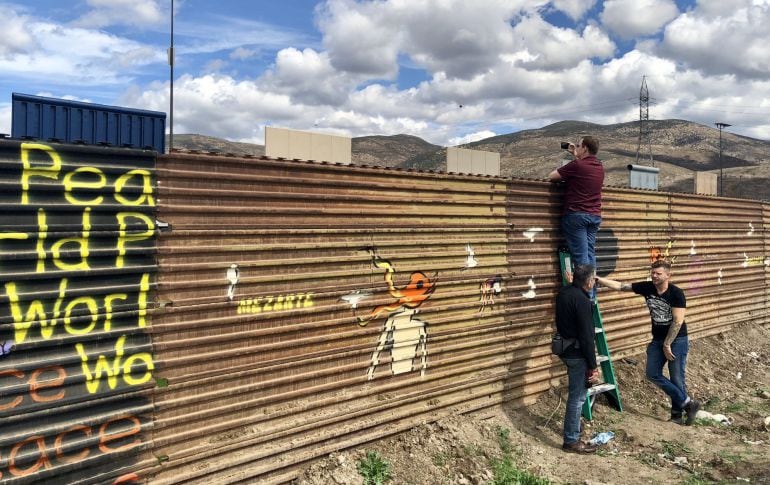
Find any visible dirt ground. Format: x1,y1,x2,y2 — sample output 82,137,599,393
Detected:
295,323,770,484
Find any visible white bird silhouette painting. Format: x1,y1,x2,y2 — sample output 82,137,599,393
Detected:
462,243,478,270
339,289,373,309
226,263,240,301
742,253,749,268
689,240,696,256
522,228,543,242
747,222,755,236
717,268,723,285
522,277,537,299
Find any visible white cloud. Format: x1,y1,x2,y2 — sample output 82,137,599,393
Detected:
601,0,679,39
0,5,37,58
511,16,615,70
317,0,554,80
316,0,401,78
177,15,313,56
448,130,498,146
259,47,361,105
0,5,165,88
551,0,598,21
122,74,312,141
230,47,257,60
0,103,11,135
204,58,227,73
74,0,165,28
660,2,770,79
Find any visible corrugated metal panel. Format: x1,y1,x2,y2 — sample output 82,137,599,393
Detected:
11,93,166,154
0,140,157,484
143,152,770,483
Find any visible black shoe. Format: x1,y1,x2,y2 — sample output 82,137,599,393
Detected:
562,441,598,454
670,416,683,425
684,399,701,426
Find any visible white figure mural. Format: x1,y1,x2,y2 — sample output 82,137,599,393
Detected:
226,263,240,301
522,227,543,242
357,248,438,380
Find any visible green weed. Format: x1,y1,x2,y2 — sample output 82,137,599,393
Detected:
462,443,484,456
636,452,662,468
679,474,714,485
496,426,512,454
357,451,392,485
491,456,550,485
432,452,448,467
725,401,747,413
702,396,722,412
717,450,745,464
489,425,550,485
662,440,692,459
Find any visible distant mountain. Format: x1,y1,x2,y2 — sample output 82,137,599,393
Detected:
168,120,770,200
169,134,265,156
353,134,441,168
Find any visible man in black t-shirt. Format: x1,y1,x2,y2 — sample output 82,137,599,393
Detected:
596,260,701,425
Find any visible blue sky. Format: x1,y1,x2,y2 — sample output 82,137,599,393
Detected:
2,0,770,145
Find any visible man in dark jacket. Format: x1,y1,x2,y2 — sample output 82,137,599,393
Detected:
555,263,600,453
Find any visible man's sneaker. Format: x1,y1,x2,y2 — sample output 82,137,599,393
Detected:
562,441,598,454
684,399,701,426
670,415,683,425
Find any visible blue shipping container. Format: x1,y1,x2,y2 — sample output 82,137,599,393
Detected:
11,93,166,153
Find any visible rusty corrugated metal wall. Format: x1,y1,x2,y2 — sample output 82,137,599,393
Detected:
144,152,769,484
2,146,769,484
0,140,156,484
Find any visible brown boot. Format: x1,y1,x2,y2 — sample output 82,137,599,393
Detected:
562,441,598,454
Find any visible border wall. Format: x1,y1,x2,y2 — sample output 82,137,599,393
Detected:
1,140,768,483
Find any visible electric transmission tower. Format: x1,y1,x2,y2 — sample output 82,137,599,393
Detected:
636,75,654,166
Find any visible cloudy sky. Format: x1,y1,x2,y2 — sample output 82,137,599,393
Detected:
1,0,770,146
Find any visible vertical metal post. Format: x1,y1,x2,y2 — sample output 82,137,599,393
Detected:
169,0,175,152
715,122,731,196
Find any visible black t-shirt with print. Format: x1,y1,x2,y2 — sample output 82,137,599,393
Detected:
631,281,687,341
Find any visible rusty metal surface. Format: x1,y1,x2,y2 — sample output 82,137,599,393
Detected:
0,140,157,484
146,152,770,484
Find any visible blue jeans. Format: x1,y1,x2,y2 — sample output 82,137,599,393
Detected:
561,357,588,444
562,212,601,268
646,336,689,417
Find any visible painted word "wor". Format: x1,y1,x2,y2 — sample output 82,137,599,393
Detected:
5,274,150,344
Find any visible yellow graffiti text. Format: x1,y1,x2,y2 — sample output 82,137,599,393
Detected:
5,273,151,344
237,293,315,314
75,335,155,394
116,212,155,268
19,143,154,208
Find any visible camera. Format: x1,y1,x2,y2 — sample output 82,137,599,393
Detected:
560,141,571,150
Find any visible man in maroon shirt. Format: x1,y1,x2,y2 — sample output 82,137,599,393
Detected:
548,136,605,294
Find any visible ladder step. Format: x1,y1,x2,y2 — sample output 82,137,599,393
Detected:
597,355,610,363
587,383,616,397
594,327,604,334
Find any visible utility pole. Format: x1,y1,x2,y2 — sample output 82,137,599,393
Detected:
715,122,731,196
168,0,175,152
636,75,654,166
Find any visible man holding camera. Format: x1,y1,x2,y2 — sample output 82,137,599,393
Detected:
548,137,604,289
555,263,601,453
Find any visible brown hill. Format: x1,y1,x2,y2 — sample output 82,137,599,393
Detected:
169,120,770,200
353,134,441,168
169,134,265,156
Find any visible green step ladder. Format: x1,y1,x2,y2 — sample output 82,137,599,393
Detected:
558,248,623,420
